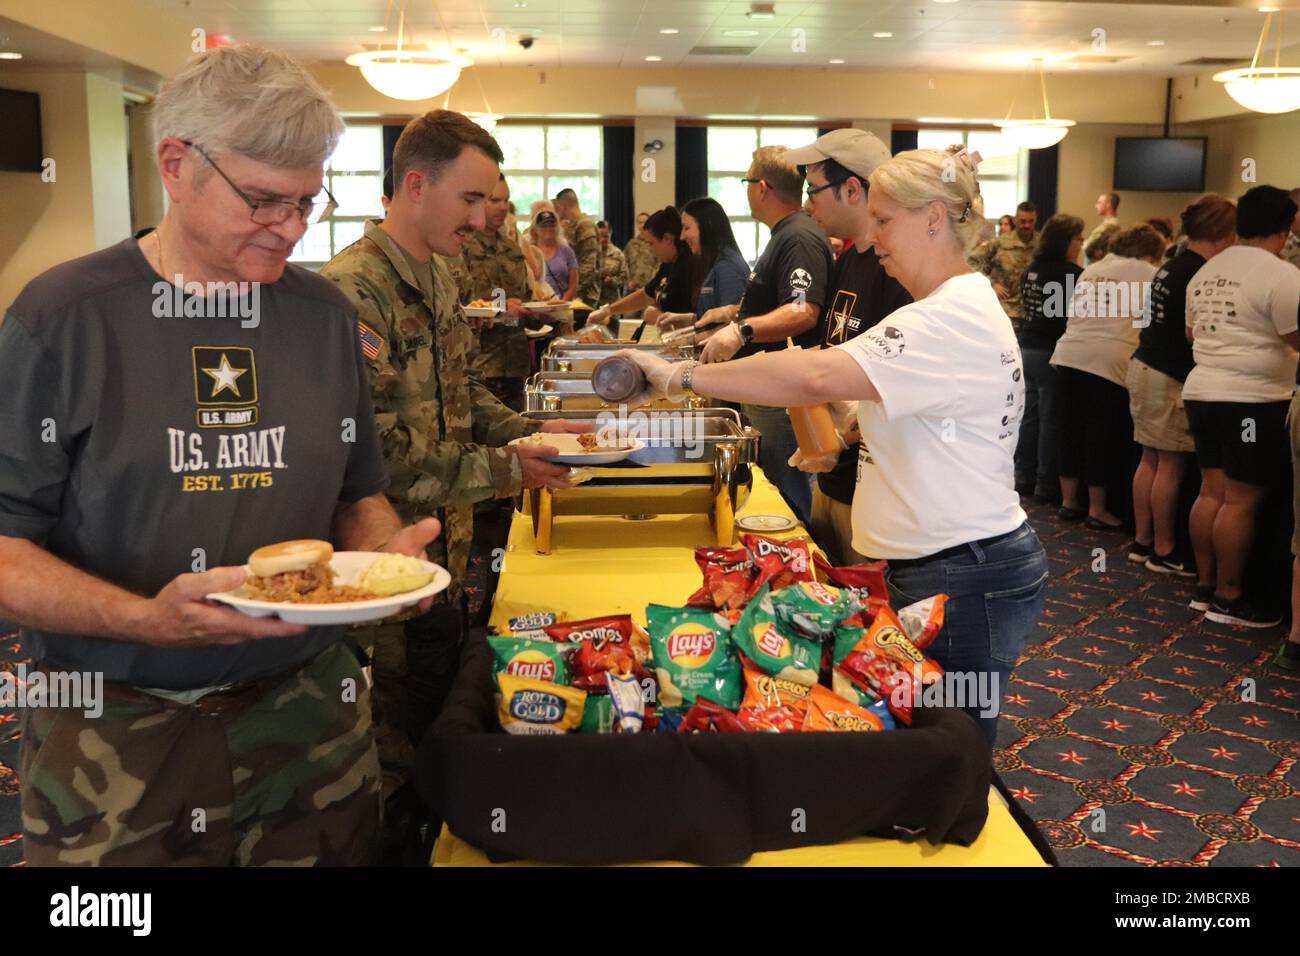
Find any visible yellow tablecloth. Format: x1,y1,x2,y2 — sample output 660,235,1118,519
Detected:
455,470,1047,868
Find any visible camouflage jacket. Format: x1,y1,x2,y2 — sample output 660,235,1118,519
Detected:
1281,232,1300,269
975,232,1035,325
320,220,537,598
567,214,602,304
456,228,533,379
597,242,629,306
624,235,658,290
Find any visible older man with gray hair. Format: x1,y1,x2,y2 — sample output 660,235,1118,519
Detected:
0,43,440,865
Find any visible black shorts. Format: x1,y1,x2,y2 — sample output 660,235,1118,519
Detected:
1184,399,1289,486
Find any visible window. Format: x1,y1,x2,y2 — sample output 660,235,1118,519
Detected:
289,124,384,267
706,125,819,263
914,128,1028,224
495,124,602,221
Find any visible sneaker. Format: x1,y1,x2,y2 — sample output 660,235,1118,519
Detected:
1127,541,1153,563
1275,640,1300,672
1205,596,1283,629
1188,585,1214,612
1145,553,1196,578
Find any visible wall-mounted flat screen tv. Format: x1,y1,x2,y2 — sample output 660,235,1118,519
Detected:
0,89,43,172
1113,137,1207,192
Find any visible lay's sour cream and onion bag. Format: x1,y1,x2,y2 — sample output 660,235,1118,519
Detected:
645,605,741,712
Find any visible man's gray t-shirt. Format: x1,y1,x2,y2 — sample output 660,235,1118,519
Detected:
0,238,389,689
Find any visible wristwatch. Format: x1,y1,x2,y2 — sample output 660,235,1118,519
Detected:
680,360,699,394
737,320,755,345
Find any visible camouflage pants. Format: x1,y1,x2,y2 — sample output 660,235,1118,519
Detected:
353,603,465,798
20,641,380,866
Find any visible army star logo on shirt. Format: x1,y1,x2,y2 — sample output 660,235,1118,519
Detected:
827,290,858,344
192,346,259,428
202,353,246,397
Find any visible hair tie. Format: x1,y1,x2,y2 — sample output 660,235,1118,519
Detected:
959,203,971,223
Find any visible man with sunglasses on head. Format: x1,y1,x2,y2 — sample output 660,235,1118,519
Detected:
784,129,913,565
695,145,833,523
0,44,449,865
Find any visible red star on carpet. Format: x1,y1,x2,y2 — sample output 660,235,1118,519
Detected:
1125,821,1163,841
1116,625,1138,635
1240,715,1270,728
1203,643,1226,653
1140,691,1166,703
1009,786,1042,803
1047,668,1071,679
1208,746,1239,761
1173,666,1196,677
1102,718,1131,732
1069,592,1090,601
1084,646,1107,656
1042,608,1058,618
1270,687,1297,700
1058,750,1089,765
1255,861,1281,867
1004,694,1031,706
1169,781,1203,797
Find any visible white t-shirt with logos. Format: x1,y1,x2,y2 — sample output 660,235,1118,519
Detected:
1182,245,1300,403
837,271,1027,560
1049,253,1155,386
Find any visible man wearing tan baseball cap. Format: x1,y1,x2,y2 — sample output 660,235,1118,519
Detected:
783,129,914,565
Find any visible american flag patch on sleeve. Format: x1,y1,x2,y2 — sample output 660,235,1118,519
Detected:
358,321,383,360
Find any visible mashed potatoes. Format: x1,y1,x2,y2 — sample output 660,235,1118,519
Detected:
358,554,434,596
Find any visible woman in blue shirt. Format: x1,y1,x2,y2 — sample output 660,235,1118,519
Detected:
682,196,750,315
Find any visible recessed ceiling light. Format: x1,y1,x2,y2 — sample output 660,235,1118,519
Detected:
723,29,761,38
933,0,961,4
513,1,528,8
873,32,893,38
0,51,22,59
368,26,385,32
1147,40,1166,46
1259,6,1281,12
659,28,679,35
829,58,845,64
645,55,662,62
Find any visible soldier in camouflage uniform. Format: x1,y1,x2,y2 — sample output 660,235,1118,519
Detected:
596,219,630,307
975,201,1038,334
452,174,535,411
554,188,602,304
320,112,581,816
624,212,657,292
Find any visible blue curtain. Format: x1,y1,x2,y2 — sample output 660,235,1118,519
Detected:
1027,144,1060,221
675,126,708,208
382,123,405,198
890,129,918,155
602,126,635,247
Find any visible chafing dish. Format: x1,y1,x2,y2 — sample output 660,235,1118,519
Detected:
525,371,705,412
540,341,696,373
515,408,761,554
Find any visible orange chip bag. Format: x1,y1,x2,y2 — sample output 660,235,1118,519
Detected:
737,656,813,732
802,683,885,732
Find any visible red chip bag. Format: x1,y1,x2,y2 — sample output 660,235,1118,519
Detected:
814,554,890,620
836,606,944,725
689,546,756,610
742,535,814,596
544,615,643,692
679,697,748,733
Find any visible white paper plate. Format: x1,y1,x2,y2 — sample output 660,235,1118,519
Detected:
526,324,554,339
464,306,502,318
509,433,644,465
207,552,451,625
524,301,572,313
736,514,797,533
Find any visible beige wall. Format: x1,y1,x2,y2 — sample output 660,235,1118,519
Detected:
85,73,133,251
632,118,676,217
128,102,166,234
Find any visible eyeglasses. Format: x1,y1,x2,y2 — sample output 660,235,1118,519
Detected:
184,141,337,226
806,178,848,199
739,177,764,186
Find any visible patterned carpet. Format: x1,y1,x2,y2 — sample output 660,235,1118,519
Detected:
1,497,1296,866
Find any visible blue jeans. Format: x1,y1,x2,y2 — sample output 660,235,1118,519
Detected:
883,522,1048,748
1016,346,1059,497
742,403,813,524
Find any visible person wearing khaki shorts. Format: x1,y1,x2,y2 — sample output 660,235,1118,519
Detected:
1126,357,1196,575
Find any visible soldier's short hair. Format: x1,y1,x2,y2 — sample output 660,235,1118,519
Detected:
749,146,804,205
1236,185,1297,239
153,43,343,170
554,188,578,205
1016,201,1036,216
1107,192,1121,212
392,109,504,193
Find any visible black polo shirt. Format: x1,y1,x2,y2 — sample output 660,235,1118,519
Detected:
735,211,833,359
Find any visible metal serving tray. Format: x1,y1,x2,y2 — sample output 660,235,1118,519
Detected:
525,371,705,411
540,341,696,373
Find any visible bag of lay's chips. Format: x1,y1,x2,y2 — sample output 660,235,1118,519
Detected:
580,693,615,734
802,683,886,732
488,636,575,685
732,586,820,686
496,674,586,735
742,534,814,596
770,581,860,640
736,655,812,732
646,605,741,711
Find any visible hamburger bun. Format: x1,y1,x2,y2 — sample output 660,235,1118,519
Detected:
248,539,334,577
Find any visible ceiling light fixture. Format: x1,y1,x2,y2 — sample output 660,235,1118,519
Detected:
440,57,501,132
348,0,471,101
645,55,662,61
995,58,1076,149
873,32,893,38
747,3,777,20
829,58,845,64
0,51,23,60
1214,10,1300,113
659,28,679,35
1147,40,1165,47
368,26,386,33
723,29,761,38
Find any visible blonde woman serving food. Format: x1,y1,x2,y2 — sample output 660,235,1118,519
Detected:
618,147,1048,746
